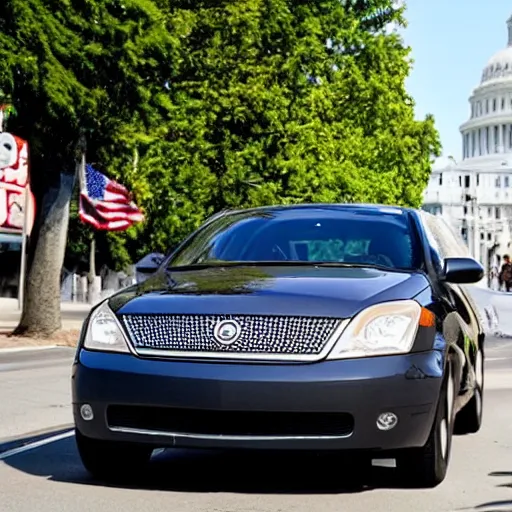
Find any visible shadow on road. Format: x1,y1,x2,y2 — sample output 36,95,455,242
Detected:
469,471,512,511
2,431,421,494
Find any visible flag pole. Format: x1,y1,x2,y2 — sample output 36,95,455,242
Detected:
81,154,98,304
88,231,96,303
78,152,86,191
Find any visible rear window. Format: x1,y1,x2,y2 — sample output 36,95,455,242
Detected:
168,208,423,270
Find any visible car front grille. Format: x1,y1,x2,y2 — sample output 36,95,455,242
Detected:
107,405,354,438
121,314,341,359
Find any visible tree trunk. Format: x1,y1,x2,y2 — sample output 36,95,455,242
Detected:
14,138,85,337
13,172,77,336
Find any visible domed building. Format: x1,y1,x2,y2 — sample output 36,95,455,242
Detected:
423,14,512,282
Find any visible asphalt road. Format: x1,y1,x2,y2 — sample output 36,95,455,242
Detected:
1,340,512,512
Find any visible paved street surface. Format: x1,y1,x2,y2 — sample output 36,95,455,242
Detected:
1,338,512,511
0,348,74,440
0,298,90,331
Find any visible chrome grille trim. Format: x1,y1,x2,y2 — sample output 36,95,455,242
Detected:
109,426,353,441
121,315,349,362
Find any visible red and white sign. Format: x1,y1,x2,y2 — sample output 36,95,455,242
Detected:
0,132,35,235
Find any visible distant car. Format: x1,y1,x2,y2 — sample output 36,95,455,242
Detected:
72,203,485,488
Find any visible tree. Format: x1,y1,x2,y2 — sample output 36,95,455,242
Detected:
111,0,440,259
0,0,183,335
1,0,440,337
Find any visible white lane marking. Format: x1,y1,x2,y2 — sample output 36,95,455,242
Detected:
0,431,74,460
0,345,58,354
486,357,511,361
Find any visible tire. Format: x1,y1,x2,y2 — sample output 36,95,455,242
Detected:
75,429,153,481
454,346,484,435
396,364,455,488
342,453,371,485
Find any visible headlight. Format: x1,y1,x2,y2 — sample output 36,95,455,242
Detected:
326,300,427,360
83,301,131,353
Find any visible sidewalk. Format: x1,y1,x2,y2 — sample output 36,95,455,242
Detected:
0,298,91,349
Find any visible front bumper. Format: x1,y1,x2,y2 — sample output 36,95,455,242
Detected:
72,348,445,452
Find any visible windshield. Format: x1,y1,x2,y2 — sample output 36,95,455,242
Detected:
167,207,423,271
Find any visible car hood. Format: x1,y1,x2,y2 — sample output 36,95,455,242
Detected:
109,265,430,319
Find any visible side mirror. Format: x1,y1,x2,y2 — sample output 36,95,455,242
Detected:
442,257,484,284
135,253,165,284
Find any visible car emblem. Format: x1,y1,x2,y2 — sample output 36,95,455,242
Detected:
213,319,242,346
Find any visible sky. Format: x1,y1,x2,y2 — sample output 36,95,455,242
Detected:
403,0,512,162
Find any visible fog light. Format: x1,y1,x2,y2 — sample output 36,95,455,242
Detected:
376,412,398,431
80,404,94,421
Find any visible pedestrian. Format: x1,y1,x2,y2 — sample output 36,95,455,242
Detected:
499,254,512,292
489,263,500,290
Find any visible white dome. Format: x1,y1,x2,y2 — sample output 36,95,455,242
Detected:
459,14,512,164
481,16,512,84
481,47,512,84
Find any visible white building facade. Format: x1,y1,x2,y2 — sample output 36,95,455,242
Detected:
423,14,512,281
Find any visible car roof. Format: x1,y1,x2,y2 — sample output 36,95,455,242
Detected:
217,203,415,218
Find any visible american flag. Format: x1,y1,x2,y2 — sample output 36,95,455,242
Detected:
79,164,144,231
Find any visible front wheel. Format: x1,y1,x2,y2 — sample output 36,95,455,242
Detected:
75,429,153,481
396,366,455,488
454,347,484,435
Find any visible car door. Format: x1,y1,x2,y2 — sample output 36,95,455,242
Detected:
419,212,482,395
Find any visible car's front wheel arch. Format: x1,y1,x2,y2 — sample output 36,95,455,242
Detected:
395,358,455,488
75,429,153,482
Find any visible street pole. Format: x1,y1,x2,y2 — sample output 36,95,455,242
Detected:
18,186,29,311
461,169,480,262
88,231,96,302
473,197,480,263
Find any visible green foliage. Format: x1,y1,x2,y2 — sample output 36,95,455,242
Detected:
0,0,182,273
0,0,179,157
1,0,441,270
112,0,440,260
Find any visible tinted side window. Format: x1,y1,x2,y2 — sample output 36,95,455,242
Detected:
419,213,445,273
420,212,471,274
436,217,471,258
422,213,469,256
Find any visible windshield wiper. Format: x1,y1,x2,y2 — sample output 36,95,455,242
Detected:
167,260,417,273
